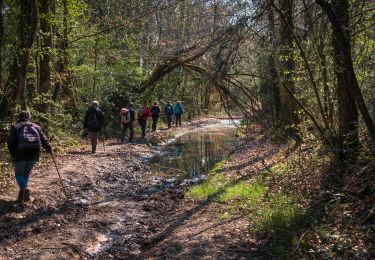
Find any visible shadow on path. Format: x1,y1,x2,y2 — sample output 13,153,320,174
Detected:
0,199,18,217
142,152,278,254
0,200,76,244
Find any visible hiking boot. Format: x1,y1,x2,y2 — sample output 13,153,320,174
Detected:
17,188,25,203
24,189,30,202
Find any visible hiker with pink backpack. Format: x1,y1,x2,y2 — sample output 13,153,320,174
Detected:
7,111,52,204
120,102,136,143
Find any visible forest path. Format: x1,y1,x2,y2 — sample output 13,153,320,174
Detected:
0,119,273,259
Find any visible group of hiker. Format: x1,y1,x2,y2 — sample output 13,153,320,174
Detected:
6,100,184,204
83,100,184,152
117,100,184,143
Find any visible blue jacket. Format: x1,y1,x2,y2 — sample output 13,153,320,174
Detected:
174,103,183,115
164,104,174,115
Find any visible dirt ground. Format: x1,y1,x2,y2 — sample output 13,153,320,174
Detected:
1,118,270,259
3,119,370,259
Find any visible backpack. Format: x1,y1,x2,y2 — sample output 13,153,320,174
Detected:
17,124,41,150
175,104,183,115
137,109,145,120
151,106,159,116
120,108,130,124
87,111,99,130
165,105,172,114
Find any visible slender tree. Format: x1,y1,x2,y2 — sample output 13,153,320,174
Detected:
0,0,4,90
39,0,53,94
9,0,38,110
277,0,300,138
315,0,375,152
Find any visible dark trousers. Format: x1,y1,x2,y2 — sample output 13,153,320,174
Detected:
175,114,182,126
139,120,147,138
166,114,173,128
89,132,98,152
151,115,159,131
121,122,134,142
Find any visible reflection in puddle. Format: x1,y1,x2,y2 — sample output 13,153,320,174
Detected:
150,125,238,181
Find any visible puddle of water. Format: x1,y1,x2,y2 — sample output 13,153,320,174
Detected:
150,122,238,181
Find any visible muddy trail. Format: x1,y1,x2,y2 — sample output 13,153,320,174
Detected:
0,119,245,259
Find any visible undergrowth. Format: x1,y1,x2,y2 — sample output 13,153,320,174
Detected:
189,171,305,257
188,138,374,259
187,142,320,258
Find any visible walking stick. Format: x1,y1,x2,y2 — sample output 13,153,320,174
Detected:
50,153,69,199
101,128,106,152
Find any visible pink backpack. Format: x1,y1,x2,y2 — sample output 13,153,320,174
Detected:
120,108,130,124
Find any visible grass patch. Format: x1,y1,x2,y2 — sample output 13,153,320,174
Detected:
252,194,305,233
219,180,264,203
249,193,307,258
270,161,288,175
187,158,232,199
187,157,264,203
210,159,227,173
218,212,232,221
187,153,309,258
187,173,227,199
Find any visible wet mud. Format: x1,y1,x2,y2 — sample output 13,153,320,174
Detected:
0,119,239,259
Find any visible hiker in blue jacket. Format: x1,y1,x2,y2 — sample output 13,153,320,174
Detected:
174,101,184,127
164,101,174,129
7,111,52,203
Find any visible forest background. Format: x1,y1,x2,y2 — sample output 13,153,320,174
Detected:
0,1,374,258
0,0,374,178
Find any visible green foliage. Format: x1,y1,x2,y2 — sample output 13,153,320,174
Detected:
187,173,227,199
219,180,264,203
218,211,232,221
251,194,304,233
29,94,79,150
0,144,13,190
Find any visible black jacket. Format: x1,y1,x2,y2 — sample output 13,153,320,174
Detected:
84,106,105,132
7,120,52,162
128,107,136,122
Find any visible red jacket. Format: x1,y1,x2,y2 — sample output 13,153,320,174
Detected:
138,107,151,121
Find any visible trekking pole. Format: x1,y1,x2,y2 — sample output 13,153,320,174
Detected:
103,135,106,152
102,128,106,152
50,153,69,200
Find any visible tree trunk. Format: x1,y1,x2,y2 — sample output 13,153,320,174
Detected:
278,0,300,138
11,0,38,110
0,0,4,90
315,0,375,153
39,0,52,94
92,39,98,100
268,0,282,126
53,0,68,102
332,0,359,151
